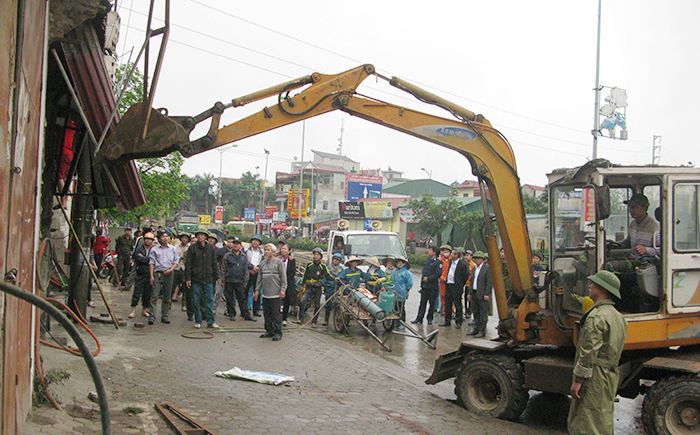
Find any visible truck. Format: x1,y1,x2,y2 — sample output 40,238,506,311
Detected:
327,229,407,267
99,64,700,435
175,211,199,234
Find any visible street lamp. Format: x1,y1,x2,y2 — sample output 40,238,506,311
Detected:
421,167,433,195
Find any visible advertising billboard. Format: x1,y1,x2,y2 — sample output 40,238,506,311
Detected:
346,174,382,201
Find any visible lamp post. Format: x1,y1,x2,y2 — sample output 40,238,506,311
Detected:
421,167,433,195
259,149,270,234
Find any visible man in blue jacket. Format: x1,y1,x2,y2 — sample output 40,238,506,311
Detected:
411,246,442,325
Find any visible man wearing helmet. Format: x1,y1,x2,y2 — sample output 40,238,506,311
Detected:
322,253,344,326
128,232,155,319
568,270,628,435
295,247,332,327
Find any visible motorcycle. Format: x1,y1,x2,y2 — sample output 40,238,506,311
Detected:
97,251,119,286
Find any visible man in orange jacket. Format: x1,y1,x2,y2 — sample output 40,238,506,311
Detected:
438,245,452,313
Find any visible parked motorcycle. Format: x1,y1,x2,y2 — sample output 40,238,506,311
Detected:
97,251,119,286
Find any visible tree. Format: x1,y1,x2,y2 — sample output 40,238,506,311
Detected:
455,210,485,252
103,62,189,226
522,192,548,215
408,195,465,246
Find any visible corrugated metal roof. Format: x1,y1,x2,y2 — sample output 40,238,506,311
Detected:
312,149,358,163
61,22,145,210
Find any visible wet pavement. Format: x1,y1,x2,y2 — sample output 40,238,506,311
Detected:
24,270,646,434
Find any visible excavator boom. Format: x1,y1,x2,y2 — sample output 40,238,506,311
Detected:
99,64,535,339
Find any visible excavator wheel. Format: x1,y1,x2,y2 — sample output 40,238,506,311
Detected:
454,352,528,421
642,376,700,435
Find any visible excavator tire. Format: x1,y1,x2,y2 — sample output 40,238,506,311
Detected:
642,376,700,435
454,352,528,421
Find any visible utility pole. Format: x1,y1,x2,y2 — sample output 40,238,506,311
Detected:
592,0,603,159
298,121,305,231
652,135,662,165
337,118,344,155
259,149,270,233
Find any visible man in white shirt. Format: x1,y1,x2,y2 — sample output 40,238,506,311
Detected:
245,235,264,317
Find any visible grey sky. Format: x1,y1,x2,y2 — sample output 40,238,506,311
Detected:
116,0,700,187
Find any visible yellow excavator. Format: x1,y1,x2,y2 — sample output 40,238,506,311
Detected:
100,64,700,435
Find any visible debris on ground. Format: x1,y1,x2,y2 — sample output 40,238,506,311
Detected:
215,367,294,385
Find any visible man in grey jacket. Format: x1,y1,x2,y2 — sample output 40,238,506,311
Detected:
254,243,287,341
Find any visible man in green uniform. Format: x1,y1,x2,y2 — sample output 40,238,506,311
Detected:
568,270,628,435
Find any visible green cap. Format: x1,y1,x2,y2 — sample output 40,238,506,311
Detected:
472,251,488,259
588,270,621,298
440,244,452,251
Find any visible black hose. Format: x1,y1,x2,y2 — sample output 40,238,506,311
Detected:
0,281,110,434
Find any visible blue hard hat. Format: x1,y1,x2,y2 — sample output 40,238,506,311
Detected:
332,253,343,260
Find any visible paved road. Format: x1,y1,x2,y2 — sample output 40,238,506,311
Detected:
24,269,645,434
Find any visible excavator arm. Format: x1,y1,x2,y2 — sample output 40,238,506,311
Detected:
99,64,539,341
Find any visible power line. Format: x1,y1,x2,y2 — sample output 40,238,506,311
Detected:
118,3,656,165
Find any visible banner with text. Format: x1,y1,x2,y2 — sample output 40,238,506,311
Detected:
338,201,365,219
363,201,393,219
287,189,309,219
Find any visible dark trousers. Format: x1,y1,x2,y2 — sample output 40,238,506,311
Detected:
282,283,297,321
131,274,152,308
472,291,489,333
181,280,194,318
299,285,322,323
444,283,464,324
262,297,282,337
150,271,173,321
117,256,131,285
415,287,438,322
464,287,472,317
225,281,251,319
246,273,261,314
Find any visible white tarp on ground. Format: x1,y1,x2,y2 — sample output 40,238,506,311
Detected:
215,367,294,386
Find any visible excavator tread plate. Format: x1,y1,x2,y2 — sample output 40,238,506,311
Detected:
643,356,700,373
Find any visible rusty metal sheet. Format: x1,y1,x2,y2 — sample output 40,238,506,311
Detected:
1,1,48,433
61,23,146,210
644,356,700,374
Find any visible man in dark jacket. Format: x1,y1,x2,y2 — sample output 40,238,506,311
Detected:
441,248,470,328
115,227,134,289
467,251,493,338
128,232,154,318
412,246,442,325
185,230,219,329
220,237,255,322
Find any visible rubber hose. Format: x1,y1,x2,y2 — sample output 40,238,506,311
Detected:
0,281,110,435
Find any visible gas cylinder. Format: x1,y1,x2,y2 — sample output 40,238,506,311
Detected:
377,287,395,315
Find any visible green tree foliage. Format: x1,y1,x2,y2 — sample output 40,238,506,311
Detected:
103,62,189,226
454,210,485,251
522,191,548,214
408,195,464,246
183,170,276,219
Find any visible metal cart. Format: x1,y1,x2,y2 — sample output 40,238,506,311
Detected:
331,285,438,351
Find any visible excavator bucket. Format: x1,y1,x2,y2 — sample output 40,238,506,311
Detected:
96,102,189,163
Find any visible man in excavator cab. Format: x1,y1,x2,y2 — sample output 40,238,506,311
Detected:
604,193,661,313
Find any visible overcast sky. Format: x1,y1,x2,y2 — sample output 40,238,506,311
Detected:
115,0,700,188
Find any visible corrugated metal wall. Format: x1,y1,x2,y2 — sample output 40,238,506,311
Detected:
0,0,46,433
